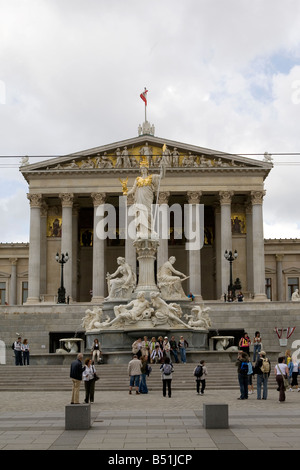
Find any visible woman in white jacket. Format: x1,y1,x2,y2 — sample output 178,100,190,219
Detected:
83,358,97,403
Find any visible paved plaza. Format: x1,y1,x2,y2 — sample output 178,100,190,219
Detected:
1,385,300,453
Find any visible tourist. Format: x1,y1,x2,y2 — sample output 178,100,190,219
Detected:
289,358,300,391
22,339,30,366
141,336,150,360
128,354,142,395
163,337,171,360
160,357,174,398
255,351,271,400
247,358,254,395
132,338,143,358
252,331,262,362
178,336,188,363
13,336,22,366
169,336,179,363
275,356,289,402
91,338,102,364
149,337,157,361
239,333,251,356
150,344,163,364
139,355,149,394
194,360,207,395
83,358,97,403
235,351,249,400
70,353,85,404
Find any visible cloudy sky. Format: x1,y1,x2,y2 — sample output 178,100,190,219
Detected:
0,0,300,243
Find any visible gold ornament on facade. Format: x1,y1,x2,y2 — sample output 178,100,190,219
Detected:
119,177,129,195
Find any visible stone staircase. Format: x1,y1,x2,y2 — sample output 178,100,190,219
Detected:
0,363,278,392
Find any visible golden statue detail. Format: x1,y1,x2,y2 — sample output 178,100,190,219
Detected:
119,177,128,196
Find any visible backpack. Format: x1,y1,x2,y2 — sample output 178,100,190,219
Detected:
11,342,15,350
260,357,270,374
240,361,248,375
194,365,203,378
163,363,172,375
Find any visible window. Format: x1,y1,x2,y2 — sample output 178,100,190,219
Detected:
288,277,299,300
22,282,28,304
0,282,6,305
265,278,272,300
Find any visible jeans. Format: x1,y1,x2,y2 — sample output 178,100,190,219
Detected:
23,351,30,365
171,349,179,363
14,350,22,366
179,347,186,363
253,344,261,362
196,379,206,394
163,379,172,397
257,373,268,399
129,375,140,388
238,373,248,399
139,373,148,393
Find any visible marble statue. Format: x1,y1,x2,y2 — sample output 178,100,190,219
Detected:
157,256,188,299
184,305,212,330
126,157,160,238
150,292,188,328
113,291,154,324
292,289,300,302
81,306,105,331
106,257,136,300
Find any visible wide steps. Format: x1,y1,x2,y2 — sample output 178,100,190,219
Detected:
0,363,278,392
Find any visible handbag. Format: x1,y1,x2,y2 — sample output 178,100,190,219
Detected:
94,373,100,381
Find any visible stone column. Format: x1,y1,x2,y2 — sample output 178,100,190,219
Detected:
214,204,222,299
156,191,170,270
72,203,80,301
251,190,267,301
276,254,284,301
187,191,202,301
219,191,234,297
125,194,136,274
26,193,43,304
245,199,254,296
40,202,48,297
91,193,106,303
9,258,18,305
59,193,74,301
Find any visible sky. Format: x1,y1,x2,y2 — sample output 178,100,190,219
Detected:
0,0,300,243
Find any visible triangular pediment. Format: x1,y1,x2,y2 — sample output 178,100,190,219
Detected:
20,134,272,180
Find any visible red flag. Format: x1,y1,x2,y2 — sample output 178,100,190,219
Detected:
140,87,148,106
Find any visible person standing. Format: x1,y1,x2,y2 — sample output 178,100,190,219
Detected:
169,336,179,363
91,339,102,364
83,358,97,403
252,331,262,362
289,358,300,392
70,353,85,404
255,351,271,400
163,337,171,360
139,355,149,394
160,357,174,398
194,360,207,395
239,333,251,356
22,339,30,366
178,336,188,363
275,357,289,402
235,351,249,400
128,354,142,395
13,337,22,366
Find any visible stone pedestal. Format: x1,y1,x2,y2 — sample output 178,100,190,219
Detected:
133,238,159,296
65,404,91,430
203,403,229,429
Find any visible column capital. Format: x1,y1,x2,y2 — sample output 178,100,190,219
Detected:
9,258,18,266
187,191,202,204
27,193,43,208
219,191,234,204
251,190,266,205
158,191,170,204
275,254,284,262
59,193,74,207
91,192,106,206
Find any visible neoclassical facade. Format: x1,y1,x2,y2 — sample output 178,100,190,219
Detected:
11,125,275,305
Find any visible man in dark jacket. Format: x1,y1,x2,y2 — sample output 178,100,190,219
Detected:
70,353,85,404
255,350,271,400
235,351,249,400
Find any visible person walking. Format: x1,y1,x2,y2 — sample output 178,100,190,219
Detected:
178,336,188,363
70,353,85,404
21,339,30,365
252,331,262,362
139,355,149,394
236,351,249,400
160,357,174,398
255,351,271,400
13,337,22,366
194,360,207,395
275,356,289,403
128,354,142,395
83,358,97,403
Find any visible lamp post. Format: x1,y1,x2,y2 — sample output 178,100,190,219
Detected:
224,249,238,300
56,252,69,303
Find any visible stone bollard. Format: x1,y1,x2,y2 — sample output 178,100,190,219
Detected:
65,404,91,430
203,403,229,429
